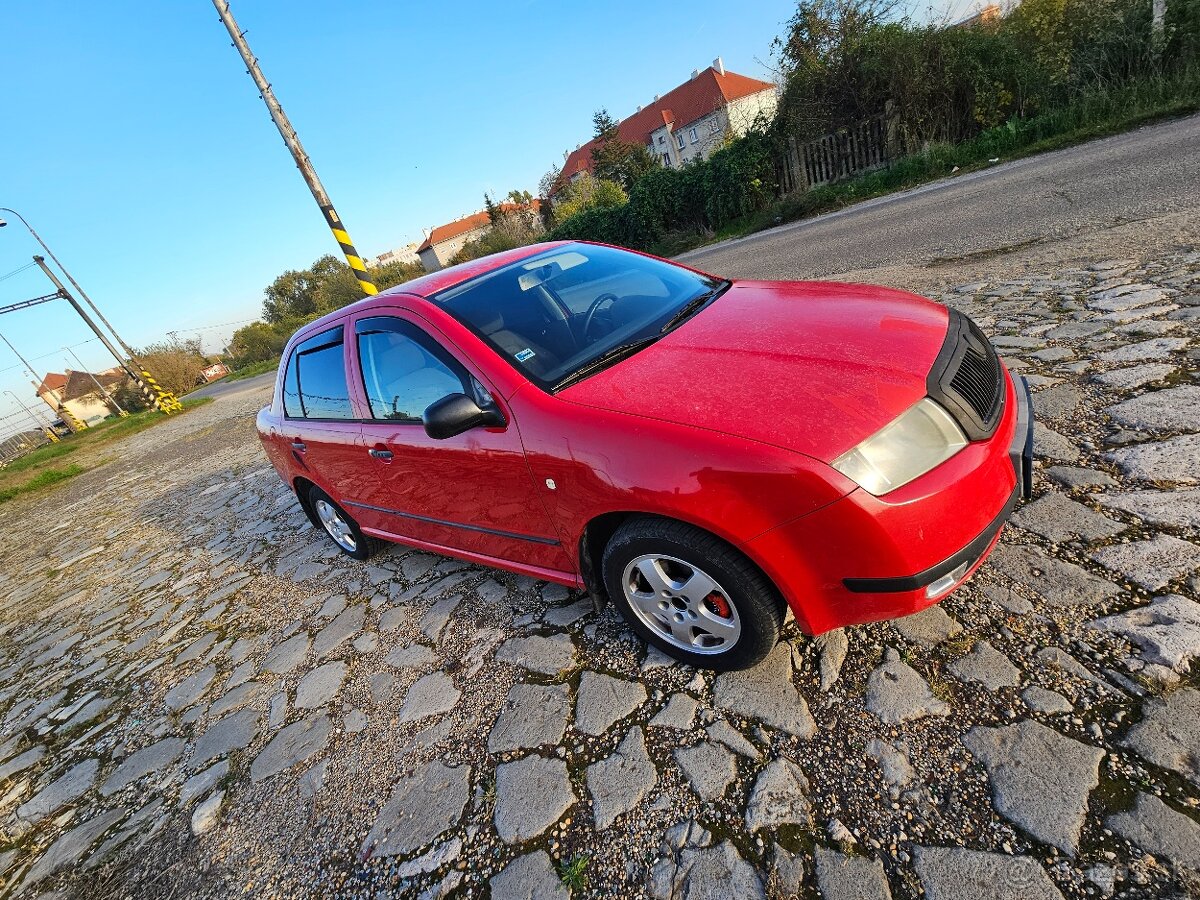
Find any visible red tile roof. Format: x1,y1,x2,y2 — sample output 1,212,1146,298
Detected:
558,66,775,187
418,201,543,253
37,372,67,396
61,368,127,403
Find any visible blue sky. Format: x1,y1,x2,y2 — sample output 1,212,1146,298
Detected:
0,0,799,433
0,0,972,436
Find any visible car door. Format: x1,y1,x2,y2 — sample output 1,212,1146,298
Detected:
348,310,571,573
279,324,365,502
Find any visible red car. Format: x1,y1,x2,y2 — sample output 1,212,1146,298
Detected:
257,242,1033,670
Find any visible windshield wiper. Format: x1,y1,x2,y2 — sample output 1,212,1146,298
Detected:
553,335,661,391
659,283,726,334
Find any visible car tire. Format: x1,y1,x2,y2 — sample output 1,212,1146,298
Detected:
601,516,784,671
307,486,375,561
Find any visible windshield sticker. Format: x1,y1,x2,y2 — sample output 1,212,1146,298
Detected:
514,348,536,362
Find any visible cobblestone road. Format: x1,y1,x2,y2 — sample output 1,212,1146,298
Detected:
0,248,1197,899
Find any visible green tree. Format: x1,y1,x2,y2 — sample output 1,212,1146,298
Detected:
590,107,658,192
450,192,544,265
132,338,208,396
550,173,628,225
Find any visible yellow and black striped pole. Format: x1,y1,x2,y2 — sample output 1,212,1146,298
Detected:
134,366,183,414
213,0,377,298
323,205,377,296
57,403,87,433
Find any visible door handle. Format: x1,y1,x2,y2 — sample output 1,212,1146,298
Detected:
368,448,393,460
290,440,307,452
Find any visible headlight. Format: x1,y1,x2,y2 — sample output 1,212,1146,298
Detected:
832,398,968,495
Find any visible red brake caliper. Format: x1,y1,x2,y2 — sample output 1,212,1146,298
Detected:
705,591,732,618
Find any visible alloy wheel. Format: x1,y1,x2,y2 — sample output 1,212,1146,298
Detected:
621,553,741,654
313,498,357,553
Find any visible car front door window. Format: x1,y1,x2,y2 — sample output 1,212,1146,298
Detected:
356,317,468,421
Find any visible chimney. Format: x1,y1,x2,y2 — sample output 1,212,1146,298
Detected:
636,105,641,112
691,69,699,79
652,94,659,102
713,57,724,75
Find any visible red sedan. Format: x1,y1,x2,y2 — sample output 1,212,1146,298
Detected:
257,242,1033,670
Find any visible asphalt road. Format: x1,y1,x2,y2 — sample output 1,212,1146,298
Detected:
189,369,274,401
681,113,1200,280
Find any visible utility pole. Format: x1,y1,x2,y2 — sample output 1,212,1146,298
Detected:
33,257,182,413
66,346,127,417
3,389,58,444
210,0,378,297
0,325,89,433
0,209,183,413
0,329,43,392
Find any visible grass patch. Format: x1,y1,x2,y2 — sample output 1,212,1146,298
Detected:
557,854,590,892
0,464,85,504
0,397,212,500
662,68,1200,257
225,358,279,381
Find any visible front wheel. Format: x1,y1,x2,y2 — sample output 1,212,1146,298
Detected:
307,486,374,561
601,517,784,670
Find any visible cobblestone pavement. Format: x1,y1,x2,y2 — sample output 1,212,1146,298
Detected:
0,250,1198,900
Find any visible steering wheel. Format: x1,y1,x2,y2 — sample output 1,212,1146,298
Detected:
582,293,619,339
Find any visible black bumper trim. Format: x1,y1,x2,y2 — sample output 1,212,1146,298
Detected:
843,373,1034,595
843,485,1020,593
1010,373,1035,501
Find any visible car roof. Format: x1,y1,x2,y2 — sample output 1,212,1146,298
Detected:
295,241,574,338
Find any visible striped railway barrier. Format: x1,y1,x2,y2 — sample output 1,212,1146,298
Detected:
57,403,87,432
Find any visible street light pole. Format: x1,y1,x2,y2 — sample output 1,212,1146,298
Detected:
65,346,126,417
209,0,378,298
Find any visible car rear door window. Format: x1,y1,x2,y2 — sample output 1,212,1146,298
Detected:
282,326,354,420
356,317,468,421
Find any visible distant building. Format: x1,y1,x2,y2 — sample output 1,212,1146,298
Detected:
37,367,128,429
416,201,543,273
950,4,1001,28
369,242,422,269
556,58,778,191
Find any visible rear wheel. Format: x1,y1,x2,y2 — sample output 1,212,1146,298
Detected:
307,486,374,561
601,517,784,670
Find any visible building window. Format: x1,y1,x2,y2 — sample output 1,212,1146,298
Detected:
709,119,721,135
675,132,685,150
657,134,665,145
689,127,699,144
662,153,671,167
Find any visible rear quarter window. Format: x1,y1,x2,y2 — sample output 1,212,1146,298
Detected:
282,326,354,420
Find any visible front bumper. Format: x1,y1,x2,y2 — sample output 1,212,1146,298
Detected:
842,374,1034,595
749,370,1034,635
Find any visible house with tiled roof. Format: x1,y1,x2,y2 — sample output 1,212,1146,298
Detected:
417,201,542,273
556,58,778,192
36,367,128,430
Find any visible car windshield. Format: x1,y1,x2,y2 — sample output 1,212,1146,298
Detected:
430,243,726,391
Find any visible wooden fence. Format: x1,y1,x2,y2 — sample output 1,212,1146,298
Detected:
779,107,903,194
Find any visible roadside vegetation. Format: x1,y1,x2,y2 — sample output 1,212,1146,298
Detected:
216,0,1199,361
541,0,1200,254
221,256,423,372
0,397,213,504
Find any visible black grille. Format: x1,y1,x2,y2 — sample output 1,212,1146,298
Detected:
927,311,1005,440
949,325,1002,424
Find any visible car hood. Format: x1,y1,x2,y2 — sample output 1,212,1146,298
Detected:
558,280,950,463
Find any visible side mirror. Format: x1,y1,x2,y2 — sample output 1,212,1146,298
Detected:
422,393,504,439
